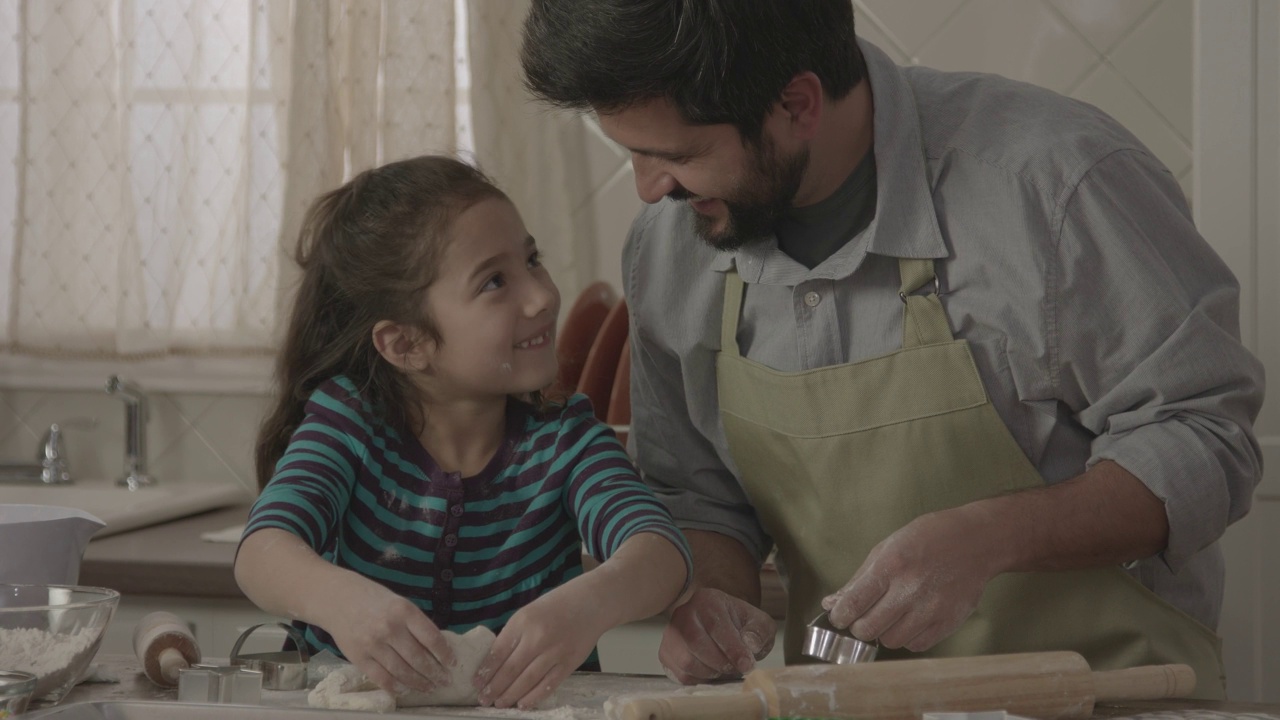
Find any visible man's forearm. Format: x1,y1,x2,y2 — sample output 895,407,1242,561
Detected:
682,529,763,606
971,459,1170,574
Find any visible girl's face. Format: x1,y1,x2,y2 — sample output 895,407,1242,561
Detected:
421,196,561,401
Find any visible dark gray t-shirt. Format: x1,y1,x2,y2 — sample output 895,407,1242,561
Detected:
776,149,877,269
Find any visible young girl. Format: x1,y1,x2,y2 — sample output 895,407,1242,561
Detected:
235,155,692,710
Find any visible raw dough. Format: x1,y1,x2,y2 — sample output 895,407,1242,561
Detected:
308,625,496,711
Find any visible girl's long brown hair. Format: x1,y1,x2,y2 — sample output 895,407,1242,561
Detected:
255,156,506,489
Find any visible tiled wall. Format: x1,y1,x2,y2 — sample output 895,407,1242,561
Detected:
0,385,264,494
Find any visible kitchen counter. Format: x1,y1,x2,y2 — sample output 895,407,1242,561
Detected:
80,505,254,598
50,655,1280,719
53,654,681,718
78,505,790,617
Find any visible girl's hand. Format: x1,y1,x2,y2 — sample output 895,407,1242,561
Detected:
320,578,457,694
472,585,606,709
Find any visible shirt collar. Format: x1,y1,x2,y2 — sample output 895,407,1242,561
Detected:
712,37,948,277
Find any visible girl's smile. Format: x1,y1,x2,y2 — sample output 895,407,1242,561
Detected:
515,326,554,350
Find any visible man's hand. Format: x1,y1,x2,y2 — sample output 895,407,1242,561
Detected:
822,508,1004,653
659,588,776,683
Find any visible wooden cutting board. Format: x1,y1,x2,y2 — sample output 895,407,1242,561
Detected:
617,651,1195,720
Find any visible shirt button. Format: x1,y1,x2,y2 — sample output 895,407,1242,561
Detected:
804,291,821,308
450,504,464,517
440,569,454,581
444,534,458,547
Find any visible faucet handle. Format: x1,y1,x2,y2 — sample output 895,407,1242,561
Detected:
38,418,97,484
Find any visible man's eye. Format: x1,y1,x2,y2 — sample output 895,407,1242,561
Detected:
482,273,506,292
528,250,543,268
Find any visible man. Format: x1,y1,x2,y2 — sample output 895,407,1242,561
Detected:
520,1,1264,699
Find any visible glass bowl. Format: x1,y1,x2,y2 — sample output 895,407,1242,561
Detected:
0,669,37,716
0,585,119,705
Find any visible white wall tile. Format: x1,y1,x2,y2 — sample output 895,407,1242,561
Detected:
573,117,630,213
185,394,269,493
1049,0,1158,54
1261,499,1280,702
1106,0,1193,141
575,169,642,293
855,12,911,66
1220,500,1261,700
915,0,1097,93
855,0,966,58
149,393,216,467
1071,63,1192,178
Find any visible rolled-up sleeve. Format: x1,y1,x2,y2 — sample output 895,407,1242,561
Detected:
623,210,774,563
1055,149,1265,573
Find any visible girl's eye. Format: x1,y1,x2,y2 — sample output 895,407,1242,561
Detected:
527,250,543,268
482,273,506,292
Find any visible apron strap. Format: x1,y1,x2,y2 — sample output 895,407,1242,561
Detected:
720,269,745,358
898,258,955,348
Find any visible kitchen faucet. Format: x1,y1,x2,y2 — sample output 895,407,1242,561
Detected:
105,375,156,490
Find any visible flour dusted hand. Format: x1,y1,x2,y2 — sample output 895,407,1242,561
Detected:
309,626,496,711
823,507,1002,652
475,582,607,710
317,575,455,694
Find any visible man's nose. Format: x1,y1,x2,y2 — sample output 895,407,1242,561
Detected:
631,155,678,204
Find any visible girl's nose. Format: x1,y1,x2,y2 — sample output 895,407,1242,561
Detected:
525,275,559,317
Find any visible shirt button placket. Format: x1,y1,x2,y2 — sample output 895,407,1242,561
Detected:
434,474,464,625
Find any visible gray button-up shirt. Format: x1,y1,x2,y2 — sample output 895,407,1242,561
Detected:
621,39,1265,630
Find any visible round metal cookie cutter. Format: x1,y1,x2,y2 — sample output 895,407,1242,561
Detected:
801,611,879,664
229,622,311,690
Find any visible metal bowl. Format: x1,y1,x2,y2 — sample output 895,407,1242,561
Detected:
802,612,878,664
0,669,37,716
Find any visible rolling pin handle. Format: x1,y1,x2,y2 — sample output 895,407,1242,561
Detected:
1090,664,1197,701
617,691,766,720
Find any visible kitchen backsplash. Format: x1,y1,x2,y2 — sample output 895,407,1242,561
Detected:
0,387,266,495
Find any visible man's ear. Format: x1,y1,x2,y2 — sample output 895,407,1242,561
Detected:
372,320,433,372
777,71,824,141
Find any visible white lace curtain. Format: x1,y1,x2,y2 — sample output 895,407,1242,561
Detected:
0,0,582,389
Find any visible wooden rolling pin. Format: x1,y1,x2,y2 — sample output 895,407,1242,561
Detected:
618,651,1195,720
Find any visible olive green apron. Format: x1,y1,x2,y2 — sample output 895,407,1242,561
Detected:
715,259,1226,699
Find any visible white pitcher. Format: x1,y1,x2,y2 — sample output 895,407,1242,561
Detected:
0,504,104,585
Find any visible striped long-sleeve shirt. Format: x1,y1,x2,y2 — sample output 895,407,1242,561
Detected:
242,376,692,664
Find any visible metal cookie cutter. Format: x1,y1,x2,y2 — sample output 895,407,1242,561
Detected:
229,623,310,690
178,664,263,705
801,611,879,664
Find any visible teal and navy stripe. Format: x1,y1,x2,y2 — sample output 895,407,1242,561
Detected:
242,376,691,664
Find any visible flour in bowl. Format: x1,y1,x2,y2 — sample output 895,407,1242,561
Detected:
0,626,98,687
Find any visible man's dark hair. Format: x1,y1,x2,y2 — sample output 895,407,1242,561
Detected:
520,0,865,141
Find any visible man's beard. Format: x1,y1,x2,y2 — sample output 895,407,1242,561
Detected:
675,140,808,252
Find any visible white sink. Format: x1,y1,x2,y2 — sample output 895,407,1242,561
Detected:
0,480,251,538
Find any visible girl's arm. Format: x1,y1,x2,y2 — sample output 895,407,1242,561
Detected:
473,400,694,710
235,528,455,693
